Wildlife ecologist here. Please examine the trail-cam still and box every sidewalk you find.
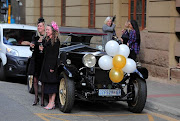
[145,78,180,116]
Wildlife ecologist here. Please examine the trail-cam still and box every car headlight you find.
[82,54,96,68]
[6,48,19,56]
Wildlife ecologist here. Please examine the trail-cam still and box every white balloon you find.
[98,55,113,70]
[118,44,130,58]
[105,40,119,56]
[122,58,136,73]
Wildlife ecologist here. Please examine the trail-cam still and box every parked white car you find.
[0,24,36,80]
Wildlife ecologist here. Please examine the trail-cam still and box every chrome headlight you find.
[82,54,96,68]
[6,48,19,56]
[66,59,71,64]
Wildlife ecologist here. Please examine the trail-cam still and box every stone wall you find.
[25,0,40,25]
[42,0,61,25]
[139,0,179,81]
[95,0,113,29]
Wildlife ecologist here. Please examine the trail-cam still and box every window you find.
[128,0,146,29]
[61,0,66,26]
[88,0,96,28]
[3,29,36,46]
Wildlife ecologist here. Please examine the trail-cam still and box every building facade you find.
[25,0,180,82]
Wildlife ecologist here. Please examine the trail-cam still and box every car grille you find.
[95,68,112,88]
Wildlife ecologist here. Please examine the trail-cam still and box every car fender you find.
[63,65,73,78]
[58,64,78,78]
[134,67,148,80]
[0,52,7,65]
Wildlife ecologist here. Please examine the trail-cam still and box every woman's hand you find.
[121,29,125,33]
[50,69,54,73]
[30,43,35,48]
[39,45,44,51]
[120,38,123,43]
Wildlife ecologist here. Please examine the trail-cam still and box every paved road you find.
[0,79,179,121]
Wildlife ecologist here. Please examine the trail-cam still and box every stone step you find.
[170,68,180,82]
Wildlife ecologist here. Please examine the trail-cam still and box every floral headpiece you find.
[51,21,59,32]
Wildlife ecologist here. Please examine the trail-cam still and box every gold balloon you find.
[113,55,126,69]
[109,67,124,83]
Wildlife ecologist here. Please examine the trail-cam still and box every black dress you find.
[28,35,44,79]
[39,38,60,94]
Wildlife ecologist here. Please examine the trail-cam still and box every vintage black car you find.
[27,27,148,113]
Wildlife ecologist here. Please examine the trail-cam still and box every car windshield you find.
[3,29,36,46]
[60,34,105,51]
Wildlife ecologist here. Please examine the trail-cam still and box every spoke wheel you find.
[58,72,75,113]
[127,77,147,113]
[59,78,66,106]
[27,75,34,94]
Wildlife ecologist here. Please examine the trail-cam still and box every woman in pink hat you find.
[39,21,60,110]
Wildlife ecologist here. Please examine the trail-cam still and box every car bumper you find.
[5,54,28,77]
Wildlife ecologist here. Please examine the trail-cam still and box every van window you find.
[3,29,36,46]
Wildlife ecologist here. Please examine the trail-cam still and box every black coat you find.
[28,35,45,78]
[39,39,60,83]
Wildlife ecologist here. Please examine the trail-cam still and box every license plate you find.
[98,89,121,96]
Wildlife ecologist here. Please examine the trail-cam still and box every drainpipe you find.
[40,0,43,17]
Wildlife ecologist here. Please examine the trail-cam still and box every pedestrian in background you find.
[127,20,140,61]
[39,21,60,110]
[120,20,131,45]
[28,17,46,106]
[102,17,116,45]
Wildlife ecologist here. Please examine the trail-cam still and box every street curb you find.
[145,99,180,116]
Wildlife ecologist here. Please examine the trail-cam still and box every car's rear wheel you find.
[27,75,34,94]
[127,77,147,113]
[0,62,6,80]
[58,72,75,113]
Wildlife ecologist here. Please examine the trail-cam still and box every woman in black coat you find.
[39,21,60,110]
[29,17,46,106]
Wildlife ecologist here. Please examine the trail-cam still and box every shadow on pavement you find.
[2,76,27,85]
[72,100,128,113]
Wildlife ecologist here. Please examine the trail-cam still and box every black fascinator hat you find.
[37,17,45,24]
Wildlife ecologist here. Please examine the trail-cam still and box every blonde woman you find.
[29,17,46,106]
[120,20,131,44]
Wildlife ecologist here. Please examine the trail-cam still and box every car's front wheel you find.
[127,77,147,113]
[27,75,34,94]
[58,72,75,113]
[0,62,6,80]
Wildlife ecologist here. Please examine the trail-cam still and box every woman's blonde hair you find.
[125,20,130,28]
[37,22,46,38]
[46,25,59,46]
[104,16,112,24]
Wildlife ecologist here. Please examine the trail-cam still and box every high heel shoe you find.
[41,103,45,107]
[41,99,44,107]
[32,98,39,106]
[44,105,55,110]
[44,102,55,110]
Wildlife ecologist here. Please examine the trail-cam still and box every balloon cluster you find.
[98,40,136,83]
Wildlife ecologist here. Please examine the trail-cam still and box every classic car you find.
[27,27,148,113]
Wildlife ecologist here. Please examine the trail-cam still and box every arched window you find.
[128,0,146,30]
[88,0,96,28]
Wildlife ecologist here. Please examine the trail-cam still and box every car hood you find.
[6,45,32,58]
[60,44,106,56]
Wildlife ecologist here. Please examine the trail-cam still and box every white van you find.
[0,24,37,80]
